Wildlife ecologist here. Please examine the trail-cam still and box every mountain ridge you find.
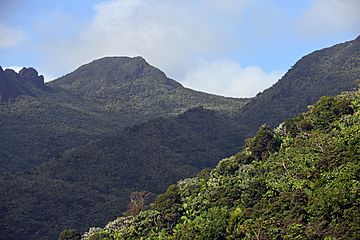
[239,35,360,128]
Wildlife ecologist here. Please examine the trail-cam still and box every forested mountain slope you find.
[82,89,360,240]
[0,107,250,240]
[240,36,360,128]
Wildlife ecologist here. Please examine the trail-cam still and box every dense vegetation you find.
[83,89,360,239]
[0,37,359,239]
[0,107,250,240]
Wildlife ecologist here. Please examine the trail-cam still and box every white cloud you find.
[0,23,27,48]
[41,0,245,78]
[296,0,360,39]
[181,59,284,97]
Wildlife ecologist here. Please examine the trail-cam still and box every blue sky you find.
[0,0,359,97]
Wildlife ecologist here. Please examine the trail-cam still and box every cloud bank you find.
[181,59,283,98]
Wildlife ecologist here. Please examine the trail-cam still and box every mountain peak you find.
[88,56,148,67]
[50,56,182,97]
[83,56,161,82]
[19,67,45,86]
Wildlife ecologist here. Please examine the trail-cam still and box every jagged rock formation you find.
[19,67,46,88]
[0,67,46,102]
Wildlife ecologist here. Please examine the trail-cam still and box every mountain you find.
[239,36,360,128]
[0,37,359,240]
[0,58,248,172]
[50,56,248,119]
[81,89,360,240]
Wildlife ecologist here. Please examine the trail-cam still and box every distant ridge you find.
[239,35,360,128]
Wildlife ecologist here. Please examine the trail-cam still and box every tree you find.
[124,191,151,216]
[247,124,281,160]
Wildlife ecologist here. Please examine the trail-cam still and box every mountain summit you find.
[51,56,181,96]
[50,56,247,119]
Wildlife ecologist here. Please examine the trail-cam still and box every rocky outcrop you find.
[19,67,45,88]
[0,66,47,102]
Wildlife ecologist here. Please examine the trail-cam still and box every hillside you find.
[38,107,247,193]
[81,89,360,240]
[0,108,249,240]
[239,35,360,128]
[0,89,120,171]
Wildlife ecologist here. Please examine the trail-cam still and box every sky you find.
[0,0,359,97]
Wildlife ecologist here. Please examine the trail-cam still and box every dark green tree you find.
[58,229,81,240]
[246,124,282,160]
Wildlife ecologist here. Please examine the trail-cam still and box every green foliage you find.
[85,229,112,240]
[172,206,228,240]
[84,90,360,239]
